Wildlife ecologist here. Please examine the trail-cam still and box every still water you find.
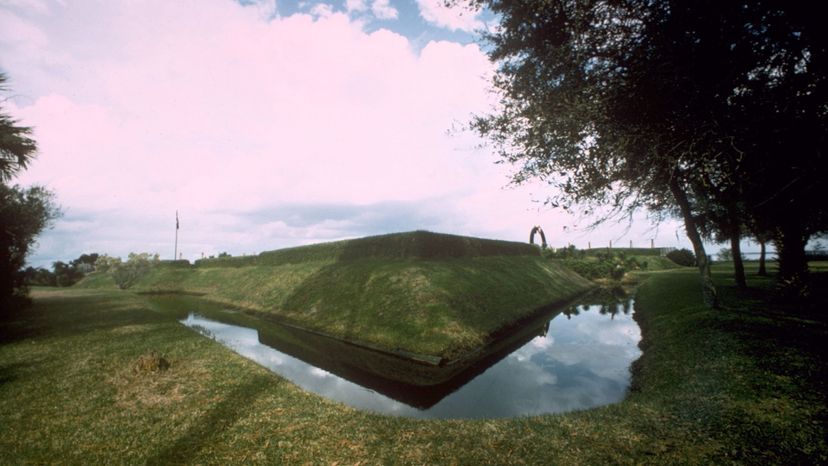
[178,297,642,419]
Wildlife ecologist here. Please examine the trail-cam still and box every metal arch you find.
[529,225,547,249]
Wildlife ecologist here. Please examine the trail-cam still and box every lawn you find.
[1,264,825,464]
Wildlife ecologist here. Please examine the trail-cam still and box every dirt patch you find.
[134,351,171,373]
[107,353,194,409]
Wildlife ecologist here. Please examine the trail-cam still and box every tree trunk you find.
[669,174,718,308]
[728,206,747,289]
[774,223,809,284]
[730,231,747,289]
[757,240,767,276]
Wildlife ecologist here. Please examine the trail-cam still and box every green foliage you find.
[0,183,59,306]
[549,247,645,280]
[22,266,56,286]
[94,254,122,273]
[22,253,103,288]
[466,0,828,302]
[0,74,38,181]
[111,253,160,290]
[667,248,696,267]
[70,253,99,272]
[52,261,85,287]
[0,73,60,306]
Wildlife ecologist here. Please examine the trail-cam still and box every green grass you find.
[79,232,591,360]
[194,230,540,268]
[2,263,825,463]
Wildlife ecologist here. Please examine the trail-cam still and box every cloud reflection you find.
[180,299,641,419]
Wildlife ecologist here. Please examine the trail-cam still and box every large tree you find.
[461,0,826,303]
[0,184,58,304]
[1,73,59,307]
[464,0,732,306]
[722,2,828,286]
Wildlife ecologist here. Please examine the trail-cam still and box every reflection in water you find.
[179,296,641,419]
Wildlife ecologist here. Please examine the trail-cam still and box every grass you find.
[78,232,592,360]
[194,230,539,268]
[2,262,826,463]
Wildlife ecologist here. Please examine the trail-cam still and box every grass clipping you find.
[133,351,171,374]
[106,351,182,410]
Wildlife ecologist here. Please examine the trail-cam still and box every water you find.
[176,295,642,419]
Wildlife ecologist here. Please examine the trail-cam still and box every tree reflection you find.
[575,287,634,319]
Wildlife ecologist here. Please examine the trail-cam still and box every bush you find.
[666,248,696,267]
[95,255,122,272]
[23,266,57,286]
[554,248,644,281]
[112,253,159,289]
[610,264,626,280]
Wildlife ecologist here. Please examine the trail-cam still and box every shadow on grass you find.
[147,374,276,465]
[0,361,31,386]
[0,291,169,346]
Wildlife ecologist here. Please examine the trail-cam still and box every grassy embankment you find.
[78,231,593,360]
[1,262,825,463]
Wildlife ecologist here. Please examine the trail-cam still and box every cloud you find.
[239,0,278,20]
[310,3,335,18]
[0,0,692,266]
[370,0,398,20]
[416,0,483,32]
[345,0,368,14]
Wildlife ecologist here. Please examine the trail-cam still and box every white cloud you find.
[345,0,368,14]
[0,0,693,266]
[370,0,398,20]
[416,0,483,32]
[309,2,335,18]
[1,0,507,261]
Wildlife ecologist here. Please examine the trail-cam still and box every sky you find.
[1,0,703,267]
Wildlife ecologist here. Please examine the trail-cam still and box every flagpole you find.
[174,210,179,260]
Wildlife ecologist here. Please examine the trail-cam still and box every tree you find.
[722,3,828,286]
[0,184,59,304]
[111,253,159,290]
[22,266,56,286]
[94,255,121,273]
[460,0,826,303]
[1,73,59,307]
[52,260,85,287]
[70,253,100,274]
[461,0,730,306]
[0,74,37,181]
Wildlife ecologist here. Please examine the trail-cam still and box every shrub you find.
[112,253,159,289]
[666,248,696,267]
[610,264,626,280]
[95,255,122,273]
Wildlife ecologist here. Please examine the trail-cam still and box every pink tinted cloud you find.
[1,0,687,263]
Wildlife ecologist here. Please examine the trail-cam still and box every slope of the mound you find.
[78,231,593,360]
